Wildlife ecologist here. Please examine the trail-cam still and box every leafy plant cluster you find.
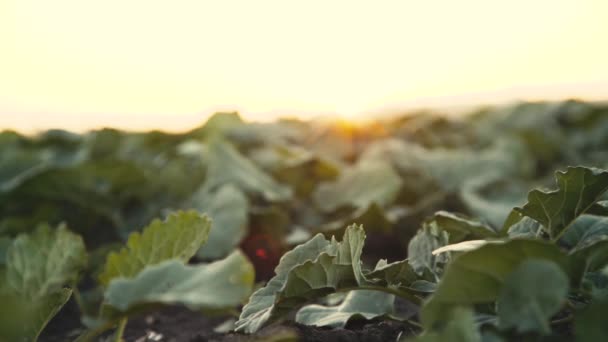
[236,166,608,342]
[0,100,607,341]
[0,211,254,341]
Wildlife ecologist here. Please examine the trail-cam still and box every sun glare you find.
[1,0,607,132]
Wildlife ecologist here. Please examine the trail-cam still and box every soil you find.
[40,302,417,342]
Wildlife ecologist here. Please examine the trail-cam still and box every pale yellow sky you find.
[1,0,607,132]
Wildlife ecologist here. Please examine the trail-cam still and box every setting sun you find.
[1,0,607,132]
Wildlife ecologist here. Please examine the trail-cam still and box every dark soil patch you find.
[218,319,416,342]
[119,306,228,342]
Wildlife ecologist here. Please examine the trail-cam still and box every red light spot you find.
[255,248,268,260]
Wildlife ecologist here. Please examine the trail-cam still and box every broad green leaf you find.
[296,290,396,328]
[407,225,450,276]
[570,239,608,277]
[429,211,498,242]
[235,225,365,333]
[0,288,72,342]
[366,259,419,288]
[580,270,608,299]
[559,216,608,282]
[575,296,608,342]
[435,140,531,192]
[403,307,481,342]
[313,161,402,213]
[505,167,608,239]
[0,138,85,194]
[460,176,529,229]
[202,139,292,201]
[190,184,249,260]
[560,215,608,251]
[1,225,84,342]
[235,233,331,333]
[506,217,543,238]
[364,138,530,194]
[421,240,569,329]
[6,224,86,298]
[0,158,153,239]
[0,149,51,193]
[99,211,211,286]
[105,251,254,311]
[496,260,569,335]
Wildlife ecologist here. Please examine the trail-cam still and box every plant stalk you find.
[114,318,128,342]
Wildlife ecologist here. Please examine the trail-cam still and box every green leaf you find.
[366,259,419,288]
[580,270,608,299]
[190,184,249,260]
[505,167,608,240]
[421,240,569,329]
[296,290,396,328]
[506,217,543,238]
[429,211,498,242]
[6,224,87,298]
[0,224,85,341]
[235,233,331,333]
[0,288,72,342]
[99,211,211,286]
[403,307,481,342]
[559,215,608,251]
[407,225,450,276]
[461,175,529,229]
[202,139,292,201]
[235,225,366,333]
[496,260,569,335]
[105,251,254,311]
[313,161,402,213]
[0,139,85,193]
[570,239,608,276]
[558,216,608,281]
[364,138,531,194]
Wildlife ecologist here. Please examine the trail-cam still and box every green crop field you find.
[1,100,608,341]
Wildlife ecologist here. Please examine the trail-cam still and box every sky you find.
[1,0,607,132]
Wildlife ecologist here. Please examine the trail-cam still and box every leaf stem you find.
[406,319,423,329]
[114,318,128,342]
